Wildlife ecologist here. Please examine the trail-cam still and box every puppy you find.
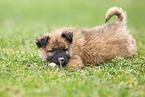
[36,7,136,69]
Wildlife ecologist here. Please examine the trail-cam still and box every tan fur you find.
[37,7,136,69]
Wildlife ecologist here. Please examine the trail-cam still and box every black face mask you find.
[46,49,70,66]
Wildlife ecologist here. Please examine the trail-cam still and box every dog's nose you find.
[58,57,65,63]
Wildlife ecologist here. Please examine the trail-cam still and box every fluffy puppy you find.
[36,7,136,69]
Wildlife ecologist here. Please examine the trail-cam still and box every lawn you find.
[0,0,145,97]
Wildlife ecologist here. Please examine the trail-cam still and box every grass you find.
[0,0,145,97]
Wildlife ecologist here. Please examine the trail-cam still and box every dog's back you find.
[78,7,136,65]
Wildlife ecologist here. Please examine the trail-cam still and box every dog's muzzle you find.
[46,52,70,66]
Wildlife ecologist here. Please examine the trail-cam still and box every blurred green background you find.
[0,0,145,97]
[0,0,145,48]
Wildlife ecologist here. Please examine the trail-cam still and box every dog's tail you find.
[105,7,127,25]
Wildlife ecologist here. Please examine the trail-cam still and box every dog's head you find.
[36,31,73,67]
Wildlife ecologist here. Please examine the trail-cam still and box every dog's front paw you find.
[65,55,84,70]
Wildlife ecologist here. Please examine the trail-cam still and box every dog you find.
[36,7,136,69]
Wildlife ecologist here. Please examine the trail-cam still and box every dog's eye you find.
[63,48,68,51]
[47,50,55,53]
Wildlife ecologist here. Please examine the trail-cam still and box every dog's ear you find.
[62,32,73,43]
[36,36,50,48]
